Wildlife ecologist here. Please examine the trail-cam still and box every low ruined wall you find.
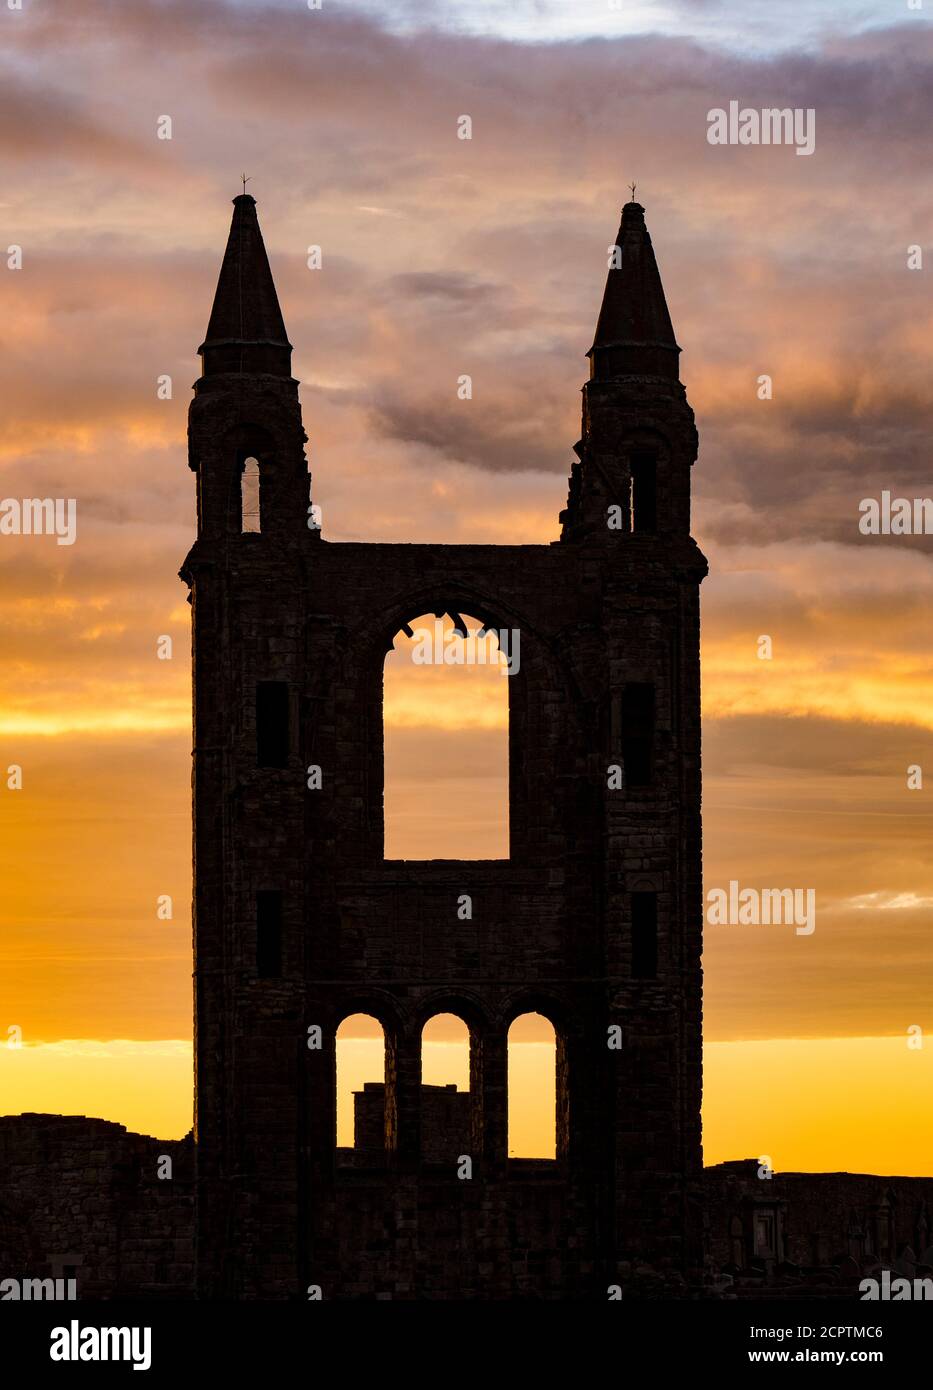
[0,1115,194,1299]
[705,1159,933,1295]
[5,1118,933,1299]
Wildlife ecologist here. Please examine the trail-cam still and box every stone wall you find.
[0,1115,193,1300]
[4,1117,933,1299]
[705,1159,933,1296]
[182,197,708,1299]
[353,1082,471,1163]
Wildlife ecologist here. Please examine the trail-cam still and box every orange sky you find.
[2,0,933,1172]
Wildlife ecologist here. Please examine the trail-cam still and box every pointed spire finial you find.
[241,173,251,196]
[588,196,680,381]
[198,194,292,377]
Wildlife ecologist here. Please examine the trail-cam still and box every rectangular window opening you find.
[631,891,658,979]
[622,682,654,787]
[630,451,657,533]
[256,681,289,768]
[256,890,283,978]
[383,612,509,859]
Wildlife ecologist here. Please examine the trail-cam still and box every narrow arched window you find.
[420,1013,471,1162]
[335,1013,386,1154]
[241,456,261,532]
[507,1013,556,1159]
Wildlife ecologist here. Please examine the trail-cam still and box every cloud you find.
[2,0,933,1073]
[846,891,933,912]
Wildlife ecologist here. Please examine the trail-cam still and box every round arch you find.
[334,1008,391,1155]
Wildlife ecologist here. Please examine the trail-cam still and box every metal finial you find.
[628,181,637,203]
[241,173,251,196]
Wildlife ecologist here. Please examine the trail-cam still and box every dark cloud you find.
[386,271,508,307]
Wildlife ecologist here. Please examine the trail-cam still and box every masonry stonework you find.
[4,1116,932,1300]
[177,193,706,1300]
[0,1116,193,1299]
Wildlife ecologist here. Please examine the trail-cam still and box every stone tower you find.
[181,194,707,1300]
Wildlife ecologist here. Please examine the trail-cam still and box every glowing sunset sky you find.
[2,0,933,1172]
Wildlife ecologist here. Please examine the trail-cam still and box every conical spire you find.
[198,194,293,377]
[588,201,680,380]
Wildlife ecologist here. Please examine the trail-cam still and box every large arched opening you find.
[383,611,509,859]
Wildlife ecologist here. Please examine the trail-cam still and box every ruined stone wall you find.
[320,1168,598,1300]
[353,1083,471,1163]
[183,199,707,1300]
[0,1115,194,1299]
[181,502,706,1296]
[705,1159,933,1295]
[6,1120,933,1299]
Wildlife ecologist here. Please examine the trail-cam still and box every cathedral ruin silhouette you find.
[179,192,707,1298]
[3,195,931,1302]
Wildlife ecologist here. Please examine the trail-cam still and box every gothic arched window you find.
[241,456,261,532]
